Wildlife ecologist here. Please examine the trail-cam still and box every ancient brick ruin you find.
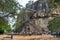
[19,0,60,35]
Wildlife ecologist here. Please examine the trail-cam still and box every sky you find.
[18,0,37,7]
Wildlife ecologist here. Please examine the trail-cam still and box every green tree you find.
[14,8,27,32]
[0,0,21,17]
[0,0,21,33]
[47,0,60,8]
[48,16,60,32]
[0,17,11,33]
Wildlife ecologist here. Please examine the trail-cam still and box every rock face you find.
[20,0,50,34]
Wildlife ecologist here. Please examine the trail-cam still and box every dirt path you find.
[0,34,60,40]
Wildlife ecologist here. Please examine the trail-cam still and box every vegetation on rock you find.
[48,16,60,32]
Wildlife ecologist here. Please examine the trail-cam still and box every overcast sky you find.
[18,0,37,7]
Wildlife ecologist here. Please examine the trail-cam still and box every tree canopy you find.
[0,0,21,33]
[48,16,60,32]
[47,0,60,8]
[0,0,21,17]
[0,17,11,33]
